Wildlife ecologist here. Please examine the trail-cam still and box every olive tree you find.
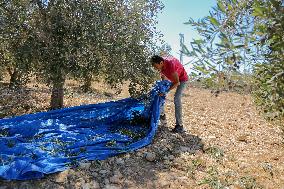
[0,0,35,88]
[184,0,283,120]
[20,0,162,109]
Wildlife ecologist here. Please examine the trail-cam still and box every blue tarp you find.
[0,80,171,180]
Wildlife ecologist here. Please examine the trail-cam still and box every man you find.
[150,55,188,133]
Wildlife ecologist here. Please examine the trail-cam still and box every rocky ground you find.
[0,79,283,189]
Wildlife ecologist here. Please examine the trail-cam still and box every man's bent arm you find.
[168,72,180,91]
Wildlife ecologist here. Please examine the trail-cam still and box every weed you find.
[199,166,227,189]
[205,146,224,161]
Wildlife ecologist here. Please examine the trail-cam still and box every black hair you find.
[150,55,164,65]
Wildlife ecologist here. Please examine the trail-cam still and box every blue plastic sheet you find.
[0,80,171,180]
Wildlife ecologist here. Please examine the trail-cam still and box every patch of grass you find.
[261,162,273,177]
[239,176,263,189]
[198,166,227,189]
[186,159,204,179]
[192,159,203,167]
[205,146,224,161]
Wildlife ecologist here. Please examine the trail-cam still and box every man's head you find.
[150,55,164,71]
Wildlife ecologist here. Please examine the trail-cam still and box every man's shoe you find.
[171,124,185,133]
[159,114,167,126]
[160,114,166,121]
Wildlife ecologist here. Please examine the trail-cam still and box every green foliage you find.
[0,0,34,87]
[185,0,284,120]
[239,176,259,189]
[205,146,224,161]
[0,0,164,108]
[252,0,284,121]
[157,43,172,57]
[184,0,261,75]
[253,63,284,120]
[199,166,227,189]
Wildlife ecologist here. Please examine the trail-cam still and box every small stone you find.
[56,170,69,183]
[239,162,250,169]
[172,150,180,155]
[90,181,100,189]
[116,158,124,165]
[82,183,91,189]
[80,162,91,170]
[229,184,242,189]
[168,155,175,161]
[91,172,99,177]
[108,158,116,164]
[145,152,156,162]
[19,182,32,189]
[75,182,82,189]
[203,143,211,151]
[179,146,196,154]
[136,151,143,157]
[248,125,254,129]
[172,162,183,170]
[163,159,171,165]
[208,135,217,139]
[110,172,123,184]
[68,169,76,175]
[114,170,123,176]
[160,181,171,188]
[195,150,204,156]
[177,176,188,181]
[104,178,110,185]
[99,169,109,174]
[262,162,273,172]
[110,176,121,184]
[237,135,248,142]
[104,184,121,189]
[123,154,130,159]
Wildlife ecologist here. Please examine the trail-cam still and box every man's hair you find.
[150,55,164,65]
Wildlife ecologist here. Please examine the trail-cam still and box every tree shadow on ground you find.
[110,126,204,188]
[0,83,51,119]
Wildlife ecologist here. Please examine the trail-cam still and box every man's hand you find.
[158,93,165,96]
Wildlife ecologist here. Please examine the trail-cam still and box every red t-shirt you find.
[161,57,188,82]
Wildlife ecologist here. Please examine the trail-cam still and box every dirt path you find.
[0,82,283,189]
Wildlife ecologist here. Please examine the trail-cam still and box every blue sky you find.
[156,0,216,66]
